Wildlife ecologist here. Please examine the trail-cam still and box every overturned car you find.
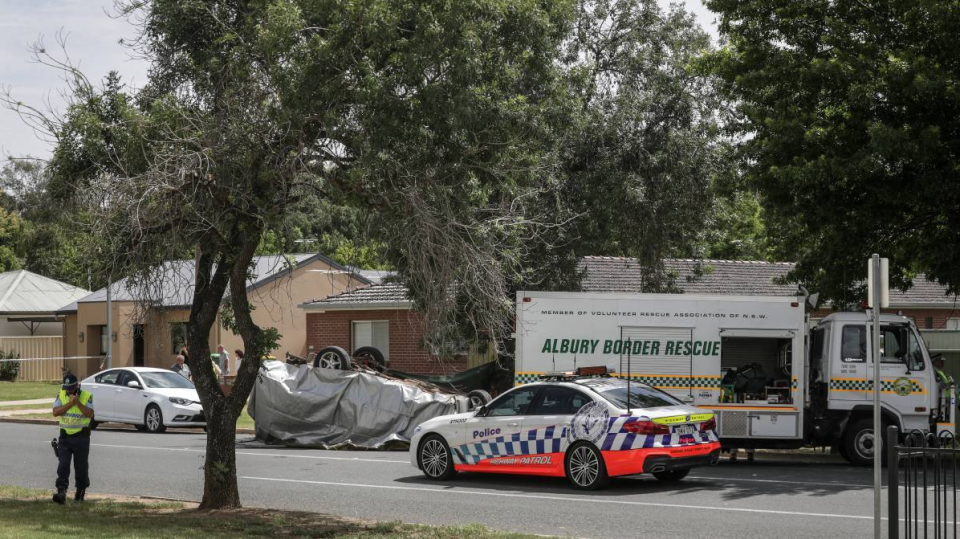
[249,354,495,449]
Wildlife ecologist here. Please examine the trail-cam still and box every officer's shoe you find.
[52,489,66,505]
[74,489,85,502]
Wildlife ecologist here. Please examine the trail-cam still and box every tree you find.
[545,0,729,290]
[6,0,576,509]
[706,0,960,300]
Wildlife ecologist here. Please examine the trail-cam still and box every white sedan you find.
[81,367,206,433]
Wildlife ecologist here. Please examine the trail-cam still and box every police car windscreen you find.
[140,371,195,389]
[597,385,683,409]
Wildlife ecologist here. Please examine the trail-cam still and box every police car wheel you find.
[144,405,167,433]
[565,442,609,490]
[419,435,456,480]
[653,469,690,482]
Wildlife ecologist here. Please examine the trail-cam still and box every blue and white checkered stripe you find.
[454,425,569,465]
[600,416,719,451]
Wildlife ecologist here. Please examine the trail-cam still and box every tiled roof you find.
[66,253,368,310]
[578,256,959,305]
[301,283,411,310]
[0,270,89,314]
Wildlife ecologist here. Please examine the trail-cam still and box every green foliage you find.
[695,190,772,261]
[706,0,960,299]
[0,350,21,382]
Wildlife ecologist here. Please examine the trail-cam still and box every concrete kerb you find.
[0,416,255,435]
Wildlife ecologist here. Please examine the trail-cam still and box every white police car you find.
[410,373,720,489]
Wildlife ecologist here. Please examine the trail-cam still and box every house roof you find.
[300,283,411,310]
[578,256,960,306]
[59,253,369,313]
[0,270,90,315]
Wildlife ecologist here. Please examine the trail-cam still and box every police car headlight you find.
[169,397,192,406]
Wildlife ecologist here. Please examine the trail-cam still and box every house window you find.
[948,318,960,330]
[98,325,108,355]
[170,322,188,354]
[352,321,389,362]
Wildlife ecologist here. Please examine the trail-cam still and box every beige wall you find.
[61,257,365,377]
[218,259,365,372]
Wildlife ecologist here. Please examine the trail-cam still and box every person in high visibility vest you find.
[51,372,94,504]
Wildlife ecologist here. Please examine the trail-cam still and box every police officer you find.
[51,373,94,504]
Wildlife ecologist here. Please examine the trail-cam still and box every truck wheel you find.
[314,346,352,370]
[565,442,609,490]
[653,469,691,482]
[352,346,386,372]
[843,418,886,467]
[418,435,456,480]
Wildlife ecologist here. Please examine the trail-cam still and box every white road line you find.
[241,475,890,521]
[83,442,409,463]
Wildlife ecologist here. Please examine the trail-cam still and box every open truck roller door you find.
[514,291,953,466]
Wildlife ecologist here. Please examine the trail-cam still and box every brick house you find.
[300,283,474,375]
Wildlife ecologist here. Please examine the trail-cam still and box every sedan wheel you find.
[144,405,166,433]
[419,435,455,480]
[565,442,609,490]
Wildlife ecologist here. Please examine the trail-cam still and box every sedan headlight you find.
[169,397,193,406]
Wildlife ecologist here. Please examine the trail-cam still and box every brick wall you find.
[812,307,960,329]
[306,309,467,375]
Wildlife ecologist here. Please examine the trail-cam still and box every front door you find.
[830,323,869,403]
[519,385,594,473]
[133,326,145,367]
[114,370,145,422]
[454,386,539,469]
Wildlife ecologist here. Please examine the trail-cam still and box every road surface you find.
[0,422,887,538]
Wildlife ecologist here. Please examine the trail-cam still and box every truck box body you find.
[516,292,806,441]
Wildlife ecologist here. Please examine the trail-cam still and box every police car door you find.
[457,386,538,466]
[522,386,594,464]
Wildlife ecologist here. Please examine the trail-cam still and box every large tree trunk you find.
[199,398,240,509]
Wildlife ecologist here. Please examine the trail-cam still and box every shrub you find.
[0,350,20,382]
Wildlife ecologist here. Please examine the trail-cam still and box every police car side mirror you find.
[127,380,142,389]
[475,405,487,417]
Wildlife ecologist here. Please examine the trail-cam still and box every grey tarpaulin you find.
[249,360,467,448]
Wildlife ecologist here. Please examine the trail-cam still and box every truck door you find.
[830,323,869,403]
[867,324,930,432]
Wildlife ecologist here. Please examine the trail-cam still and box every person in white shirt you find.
[170,355,191,380]
[217,344,230,377]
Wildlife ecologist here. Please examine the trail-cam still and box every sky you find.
[0,0,719,161]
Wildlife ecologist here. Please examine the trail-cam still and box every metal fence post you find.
[888,425,900,539]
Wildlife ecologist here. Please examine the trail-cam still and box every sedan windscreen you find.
[596,384,683,409]
[140,371,196,389]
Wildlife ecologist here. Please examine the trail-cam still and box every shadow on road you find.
[393,459,876,501]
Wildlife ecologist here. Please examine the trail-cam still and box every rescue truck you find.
[514,291,955,465]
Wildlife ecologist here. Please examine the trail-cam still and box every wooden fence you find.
[0,336,65,381]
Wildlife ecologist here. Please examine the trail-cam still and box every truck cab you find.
[808,312,946,465]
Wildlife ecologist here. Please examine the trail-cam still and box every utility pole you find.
[868,254,889,538]
[106,278,112,370]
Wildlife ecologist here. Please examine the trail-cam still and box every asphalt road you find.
[0,422,891,539]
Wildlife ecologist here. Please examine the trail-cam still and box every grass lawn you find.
[0,381,59,402]
[0,485,541,539]
[0,403,54,411]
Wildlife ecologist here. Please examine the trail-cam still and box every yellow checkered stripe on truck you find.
[514,372,720,389]
[830,378,925,394]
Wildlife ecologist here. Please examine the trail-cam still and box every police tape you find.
[0,356,102,362]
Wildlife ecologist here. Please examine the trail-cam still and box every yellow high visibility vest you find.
[58,389,92,434]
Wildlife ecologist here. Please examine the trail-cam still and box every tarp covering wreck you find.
[249,360,466,448]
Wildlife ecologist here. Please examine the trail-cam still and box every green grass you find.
[237,405,254,430]
[0,403,53,411]
[0,485,543,539]
[13,405,254,431]
[0,381,59,402]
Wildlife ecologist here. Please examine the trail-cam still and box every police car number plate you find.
[674,425,696,435]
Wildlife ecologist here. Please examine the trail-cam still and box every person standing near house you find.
[217,344,230,377]
[51,373,94,504]
[171,355,191,380]
[234,349,244,369]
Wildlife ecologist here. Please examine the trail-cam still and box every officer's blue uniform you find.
[52,374,94,503]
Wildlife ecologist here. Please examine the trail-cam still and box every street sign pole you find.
[870,253,885,538]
